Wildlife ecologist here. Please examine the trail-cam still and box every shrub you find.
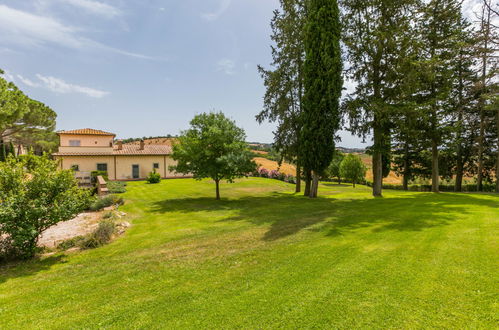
[78,220,116,249]
[0,154,91,259]
[147,170,161,184]
[91,171,108,184]
[269,170,280,179]
[107,181,127,194]
[102,211,114,219]
[258,168,269,178]
[286,175,296,184]
[88,195,124,211]
[57,236,85,250]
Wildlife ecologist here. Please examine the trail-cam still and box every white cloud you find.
[201,0,231,21]
[217,58,236,75]
[0,5,159,60]
[60,0,121,18]
[35,74,109,98]
[17,75,40,87]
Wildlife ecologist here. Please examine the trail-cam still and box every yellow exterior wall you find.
[59,134,113,147]
[55,155,181,180]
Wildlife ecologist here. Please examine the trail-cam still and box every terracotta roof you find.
[53,144,172,156]
[57,128,116,136]
[113,144,172,155]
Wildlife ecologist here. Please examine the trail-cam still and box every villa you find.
[52,128,182,180]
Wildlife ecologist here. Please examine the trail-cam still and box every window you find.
[97,163,108,172]
[71,165,79,171]
[69,140,81,146]
[153,163,159,169]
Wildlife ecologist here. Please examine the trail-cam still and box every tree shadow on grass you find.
[0,254,67,284]
[151,191,498,241]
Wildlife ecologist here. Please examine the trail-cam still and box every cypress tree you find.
[300,0,343,198]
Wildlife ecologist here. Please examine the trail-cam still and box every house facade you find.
[52,128,183,180]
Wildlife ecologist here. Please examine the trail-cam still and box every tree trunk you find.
[372,125,383,197]
[310,172,319,198]
[215,179,220,200]
[337,176,341,185]
[304,169,311,196]
[295,165,301,193]
[431,139,439,193]
[477,107,485,191]
[353,180,356,188]
[403,142,409,191]
[455,159,464,192]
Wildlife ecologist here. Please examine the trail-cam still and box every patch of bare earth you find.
[38,212,102,248]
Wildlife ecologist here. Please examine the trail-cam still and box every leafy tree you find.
[300,0,343,198]
[170,112,256,200]
[341,0,418,197]
[0,70,57,153]
[0,154,90,259]
[327,151,345,184]
[257,0,306,193]
[340,154,366,188]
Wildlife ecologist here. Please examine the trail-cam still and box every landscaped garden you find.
[1,178,497,328]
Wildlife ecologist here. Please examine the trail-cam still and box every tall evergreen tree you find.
[475,0,498,191]
[257,0,306,193]
[415,0,464,192]
[300,0,342,198]
[341,0,418,197]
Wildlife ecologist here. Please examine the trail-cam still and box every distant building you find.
[52,128,185,180]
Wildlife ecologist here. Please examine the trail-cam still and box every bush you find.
[0,154,91,259]
[91,171,108,184]
[57,236,85,250]
[147,170,161,184]
[102,211,114,219]
[78,220,116,249]
[88,195,124,211]
[286,175,296,184]
[107,181,127,193]
[258,168,269,178]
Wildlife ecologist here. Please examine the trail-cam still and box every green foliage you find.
[0,71,57,152]
[339,154,367,188]
[147,170,161,184]
[88,195,124,212]
[91,171,108,183]
[170,112,256,199]
[300,0,342,197]
[107,181,127,194]
[0,154,91,259]
[326,151,345,182]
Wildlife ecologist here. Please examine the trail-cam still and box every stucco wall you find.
[59,134,114,147]
[55,155,181,180]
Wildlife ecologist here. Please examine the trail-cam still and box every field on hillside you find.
[255,153,403,183]
[1,179,497,328]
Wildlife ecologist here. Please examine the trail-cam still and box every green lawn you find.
[1,178,498,328]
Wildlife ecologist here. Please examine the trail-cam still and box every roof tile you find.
[57,128,116,136]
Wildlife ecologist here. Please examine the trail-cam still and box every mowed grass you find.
[1,178,498,329]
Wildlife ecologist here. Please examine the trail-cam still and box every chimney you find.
[117,140,123,150]
[140,140,145,150]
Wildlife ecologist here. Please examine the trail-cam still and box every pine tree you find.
[300,0,343,198]
[341,0,418,197]
[257,0,306,193]
[415,0,465,193]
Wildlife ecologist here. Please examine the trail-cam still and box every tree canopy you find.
[170,112,256,200]
[340,154,366,188]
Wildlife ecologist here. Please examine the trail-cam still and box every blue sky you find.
[0,0,368,147]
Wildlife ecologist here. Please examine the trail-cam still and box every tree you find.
[0,154,90,259]
[170,112,256,200]
[340,154,366,188]
[327,150,345,184]
[257,0,306,194]
[415,0,465,192]
[0,70,57,152]
[475,0,498,191]
[300,0,343,198]
[341,0,418,197]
